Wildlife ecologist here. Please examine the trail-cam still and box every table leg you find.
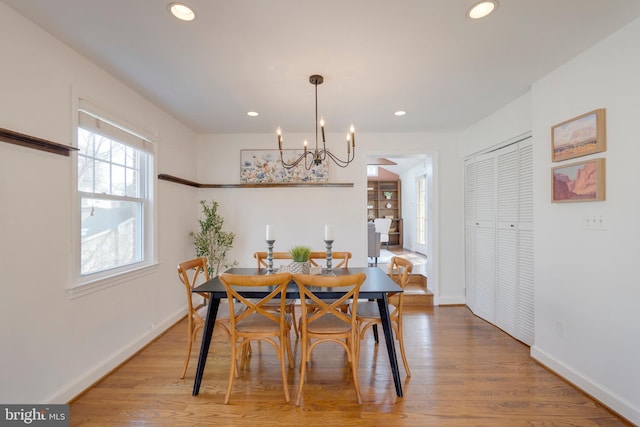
[377,295,403,397]
[192,297,220,396]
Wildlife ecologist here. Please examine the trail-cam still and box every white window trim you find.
[68,93,158,297]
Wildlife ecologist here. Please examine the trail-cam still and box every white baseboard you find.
[45,307,187,404]
[531,346,639,425]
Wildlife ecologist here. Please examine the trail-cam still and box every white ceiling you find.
[4,0,640,135]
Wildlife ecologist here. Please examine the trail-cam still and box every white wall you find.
[0,4,198,403]
[195,132,465,305]
[459,17,640,424]
[530,17,640,424]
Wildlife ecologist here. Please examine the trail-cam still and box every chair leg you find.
[372,324,379,343]
[349,334,362,404]
[280,337,291,403]
[289,305,299,337]
[224,340,239,404]
[295,335,308,405]
[180,330,193,379]
[285,332,294,368]
[396,320,411,377]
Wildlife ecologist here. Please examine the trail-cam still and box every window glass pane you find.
[78,156,94,192]
[125,145,137,168]
[125,167,139,197]
[78,129,93,156]
[94,136,111,162]
[94,160,110,194]
[80,197,143,275]
[111,164,126,196]
[111,141,126,166]
[416,175,426,245]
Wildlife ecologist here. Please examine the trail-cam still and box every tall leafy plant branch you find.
[190,200,237,276]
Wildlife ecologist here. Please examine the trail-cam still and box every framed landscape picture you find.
[240,149,329,183]
[552,158,605,203]
[551,109,606,162]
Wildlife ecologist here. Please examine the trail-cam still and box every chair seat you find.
[355,301,397,319]
[236,313,292,332]
[306,313,353,334]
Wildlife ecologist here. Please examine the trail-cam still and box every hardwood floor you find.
[69,305,630,426]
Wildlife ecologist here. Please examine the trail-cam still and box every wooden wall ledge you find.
[0,127,78,156]
[158,174,353,188]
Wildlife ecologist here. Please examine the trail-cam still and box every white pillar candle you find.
[266,224,274,240]
[324,225,334,241]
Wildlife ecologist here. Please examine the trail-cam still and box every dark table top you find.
[192,266,402,297]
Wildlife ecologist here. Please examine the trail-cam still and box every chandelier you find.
[277,74,355,169]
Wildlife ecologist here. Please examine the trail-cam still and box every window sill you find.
[67,263,159,299]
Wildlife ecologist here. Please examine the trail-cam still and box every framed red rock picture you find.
[552,158,605,202]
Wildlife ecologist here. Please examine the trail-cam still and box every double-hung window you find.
[76,102,155,283]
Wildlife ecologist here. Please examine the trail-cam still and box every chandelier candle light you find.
[277,75,355,169]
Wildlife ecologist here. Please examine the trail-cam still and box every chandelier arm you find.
[323,149,355,168]
[280,150,314,168]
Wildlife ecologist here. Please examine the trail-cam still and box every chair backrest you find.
[374,218,392,235]
[219,272,293,330]
[389,256,413,289]
[309,251,352,268]
[293,273,366,329]
[253,251,293,268]
[177,257,210,320]
[388,256,413,316]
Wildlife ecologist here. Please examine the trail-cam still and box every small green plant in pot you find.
[288,245,312,274]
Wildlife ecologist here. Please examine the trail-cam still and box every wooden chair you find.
[353,256,413,376]
[177,257,246,379]
[292,272,366,405]
[309,251,352,269]
[219,272,294,404]
[306,251,353,314]
[253,251,299,336]
[253,251,293,269]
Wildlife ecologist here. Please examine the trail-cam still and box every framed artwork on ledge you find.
[240,149,329,183]
[551,108,606,162]
[552,158,605,203]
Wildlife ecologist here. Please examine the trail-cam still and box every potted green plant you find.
[288,245,312,274]
[190,200,237,276]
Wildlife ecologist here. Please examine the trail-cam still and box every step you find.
[404,287,433,308]
[394,273,433,308]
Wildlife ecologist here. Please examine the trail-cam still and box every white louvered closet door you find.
[464,136,534,345]
[464,159,477,312]
[472,152,496,324]
[517,140,534,345]
[496,143,519,338]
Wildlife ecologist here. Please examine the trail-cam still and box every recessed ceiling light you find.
[169,3,195,21]
[247,111,259,117]
[394,111,406,116]
[468,1,497,19]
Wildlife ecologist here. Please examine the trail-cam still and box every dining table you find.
[191,266,404,397]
